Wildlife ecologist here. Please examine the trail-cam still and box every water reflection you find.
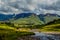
[31,32,60,40]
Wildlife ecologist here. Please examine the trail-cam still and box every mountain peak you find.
[0,13,15,21]
[45,13,58,16]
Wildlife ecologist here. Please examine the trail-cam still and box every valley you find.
[0,13,60,40]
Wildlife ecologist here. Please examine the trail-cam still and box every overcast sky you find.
[0,0,60,15]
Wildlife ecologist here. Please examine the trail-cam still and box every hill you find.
[38,13,60,24]
[10,13,44,28]
[41,19,60,32]
[0,13,60,24]
[0,13,14,21]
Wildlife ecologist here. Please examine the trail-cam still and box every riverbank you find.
[28,29,60,35]
[17,32,60,40]
[0,29,60,40]
[42,32,60,35]
[17,36,40,40]
[0,30,35,40]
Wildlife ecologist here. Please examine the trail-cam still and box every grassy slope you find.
[13,14,44,25]
[0,23,35,40]
[41,19,60,32]
[0,30,35,40]
[44,15,60,23]
[41,24,60,32]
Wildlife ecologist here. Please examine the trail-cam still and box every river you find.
[31,32,60,40]
[17,29,60,40]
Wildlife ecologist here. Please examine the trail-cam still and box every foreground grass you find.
[0,30,35,40]
[0,23,60,40]
[0,24,35,40]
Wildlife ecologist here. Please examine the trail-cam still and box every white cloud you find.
[0,0,60,15]
[41,0,57,5]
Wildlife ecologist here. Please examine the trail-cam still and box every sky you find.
[0,0,60,15]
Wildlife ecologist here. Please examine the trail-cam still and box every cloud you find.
[0,0,60,15]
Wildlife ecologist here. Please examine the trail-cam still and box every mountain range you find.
[0,13,60,24]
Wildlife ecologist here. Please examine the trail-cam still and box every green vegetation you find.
[0,30,35,40]
[41,24,60,32]
[0,15,60,40]
[11,14,44,25]
[0,22,35,40]
[44,15,60,23]
[40,19,60,32]
[0,19,60,32]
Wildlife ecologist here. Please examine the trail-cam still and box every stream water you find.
[18,32,60,40]
[17,29,60,40]
[31,32,60,40]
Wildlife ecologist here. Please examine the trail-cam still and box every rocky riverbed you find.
[17,36,40,40]
[17,32,60,40]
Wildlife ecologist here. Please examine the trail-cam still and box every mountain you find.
[0,12,60,25]
[11,13,44,25]
[41,19,60,31]
[0,13,15,21]
[14,13,32,19]
[46,19,60,25]
[38,13,60,24]
[44,13,60,23]
[38,14,45,22]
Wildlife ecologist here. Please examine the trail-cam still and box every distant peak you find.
[45,13,58,16]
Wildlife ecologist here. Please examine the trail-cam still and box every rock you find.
[17,36,40,40]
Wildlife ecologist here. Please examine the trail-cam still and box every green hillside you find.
[10,14,44,28]
[0,22,35,40]
[41,19,60,32]
[44,15,60,23]
[46,19,60,25]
